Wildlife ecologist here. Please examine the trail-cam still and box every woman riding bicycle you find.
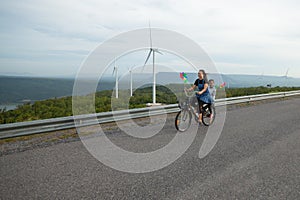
[186,69,213,124]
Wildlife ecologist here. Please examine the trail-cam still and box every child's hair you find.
[209,79,214,83]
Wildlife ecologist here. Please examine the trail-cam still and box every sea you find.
[0,103,22,111]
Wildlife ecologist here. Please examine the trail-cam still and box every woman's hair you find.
[199,69,208,82]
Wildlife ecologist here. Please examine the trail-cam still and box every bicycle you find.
[175,90,216,132]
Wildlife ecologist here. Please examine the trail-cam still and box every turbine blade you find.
[142,50,152,72]
[285,68,290,77]
[154,49,163,55]
[145,50,152,64]
[112,58,117,75]
[129,65,135,72]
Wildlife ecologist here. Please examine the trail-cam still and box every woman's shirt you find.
[194,78,213,103]
[194,78,208,89]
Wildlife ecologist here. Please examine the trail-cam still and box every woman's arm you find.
[197,83,208,95]
[186,84,197,92]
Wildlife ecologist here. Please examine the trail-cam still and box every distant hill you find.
[1,73,300,104]
[155,72,300,88]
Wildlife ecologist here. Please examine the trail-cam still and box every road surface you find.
[1,97,300,199]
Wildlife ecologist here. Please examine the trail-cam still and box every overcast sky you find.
[1,0,300,77]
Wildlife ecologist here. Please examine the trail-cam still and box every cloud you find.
[0,0,300,77]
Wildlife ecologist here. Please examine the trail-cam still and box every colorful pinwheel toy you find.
[179,72,188,83]
[219,82,226,88]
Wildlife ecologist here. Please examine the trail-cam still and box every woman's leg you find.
[208,103,212,115]
[198,100,204,123]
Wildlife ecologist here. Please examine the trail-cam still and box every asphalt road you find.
[1,97,300,199]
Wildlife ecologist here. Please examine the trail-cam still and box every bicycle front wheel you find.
[175,110,192,132]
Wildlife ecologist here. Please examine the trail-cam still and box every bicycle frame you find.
[175,89,216,130]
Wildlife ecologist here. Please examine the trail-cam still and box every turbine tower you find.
[143,23,163,105]
[112,58,119,98]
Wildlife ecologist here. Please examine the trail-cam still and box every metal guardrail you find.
[1,90,300,139]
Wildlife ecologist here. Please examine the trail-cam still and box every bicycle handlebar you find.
[184,88,198,97]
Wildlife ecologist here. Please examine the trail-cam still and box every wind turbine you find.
[258,72,264,80]
[284,68,290,87]
[258,72,264,86]
[112,58,119,98]
[142,23,163,105]
[128,65,135,97]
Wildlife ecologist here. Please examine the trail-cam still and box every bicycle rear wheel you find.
[175,110,192,132]
[202,106,216,126]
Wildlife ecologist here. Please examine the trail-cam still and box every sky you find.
[0,0,300,77]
